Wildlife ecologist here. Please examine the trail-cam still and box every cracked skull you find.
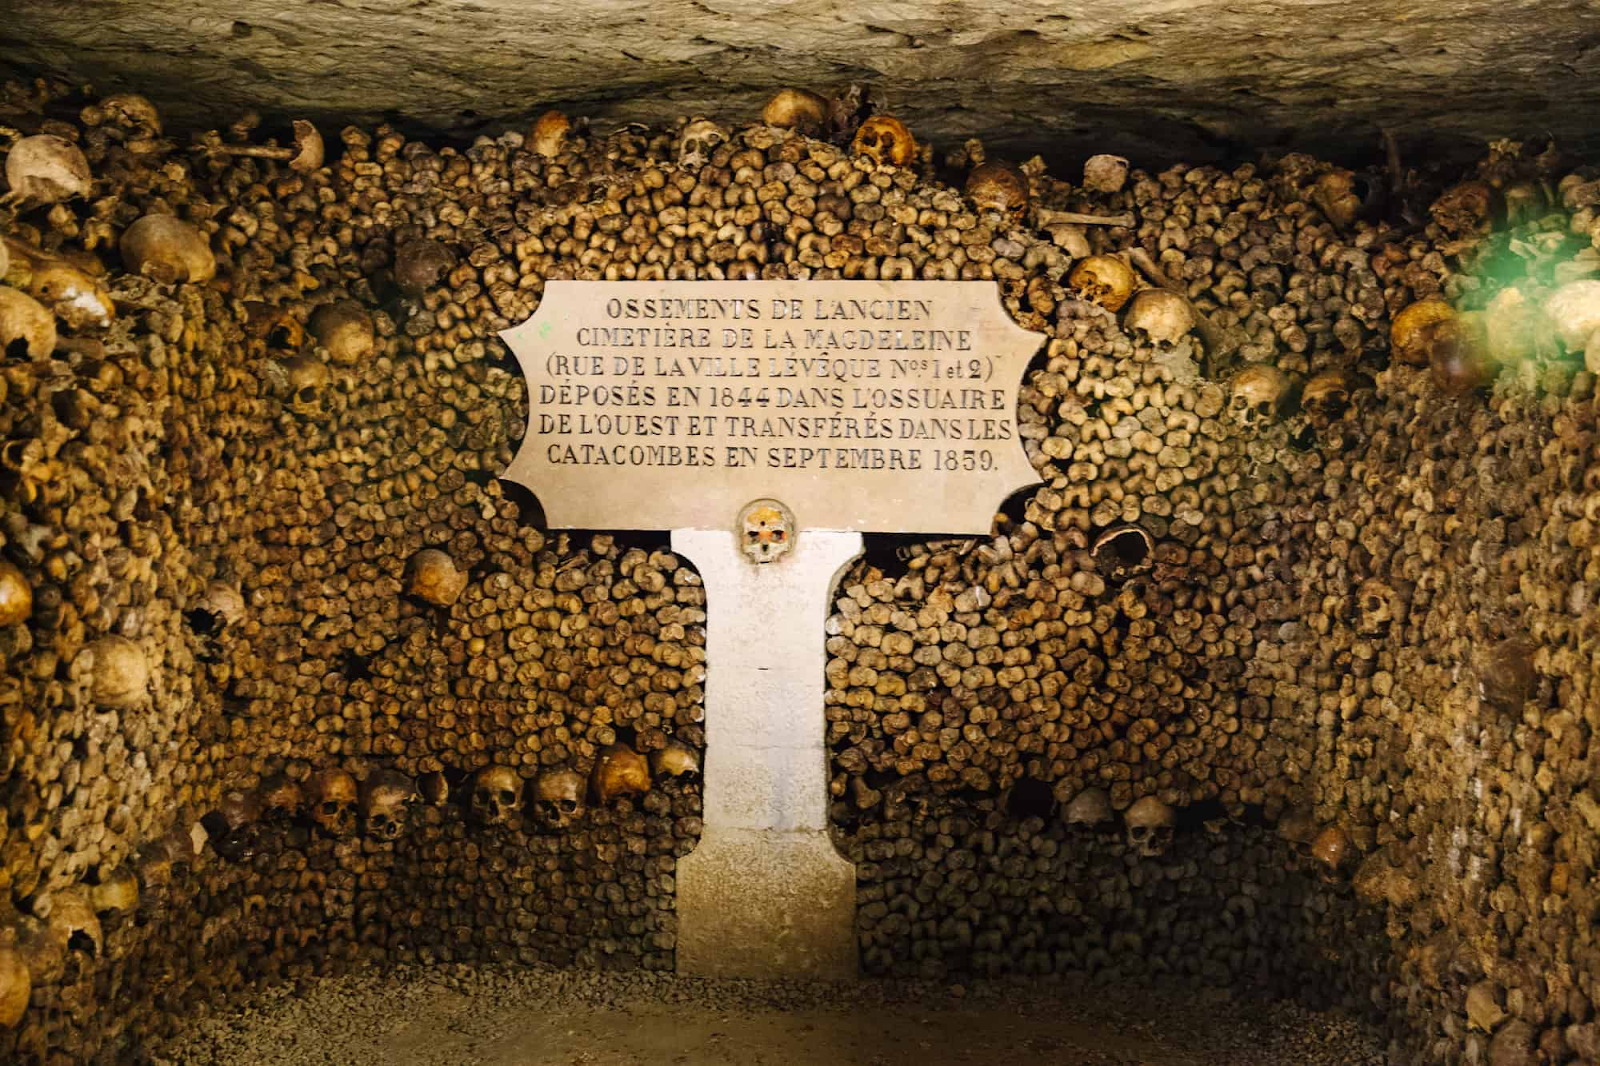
[471,764,524,827]
[360,769,418,841]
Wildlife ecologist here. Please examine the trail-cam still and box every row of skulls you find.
[1059,787,1353,874]
[203,741,702,857]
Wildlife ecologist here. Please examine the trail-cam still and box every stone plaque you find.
[501,280,1044,533]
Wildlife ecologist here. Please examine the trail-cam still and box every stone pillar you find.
[670,525,860,980]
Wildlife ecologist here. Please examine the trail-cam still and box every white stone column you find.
[670,526,861,980]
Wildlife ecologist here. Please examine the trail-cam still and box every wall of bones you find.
[1,79,1599,1064]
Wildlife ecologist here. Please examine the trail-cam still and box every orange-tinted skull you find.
[851,116,917,168]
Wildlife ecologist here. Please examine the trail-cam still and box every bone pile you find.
[1,76,1598,1065]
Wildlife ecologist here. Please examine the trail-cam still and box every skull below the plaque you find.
[739,499,794,564]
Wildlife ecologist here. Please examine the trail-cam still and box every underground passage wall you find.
[0,75,1598,1065]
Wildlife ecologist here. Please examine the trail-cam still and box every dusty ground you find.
[154,965,1387,1066]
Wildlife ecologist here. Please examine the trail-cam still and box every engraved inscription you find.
[501,280,1043,534]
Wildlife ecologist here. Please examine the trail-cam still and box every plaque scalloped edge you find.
[500,280,1044,535]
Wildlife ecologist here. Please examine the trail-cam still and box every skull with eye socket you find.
[740,499,793,564]
[676,118,728,171]
[1300,369,1360,424]
[274,353,331,420]
[533,769,586,831]
[649,738,701,790]
[850,116,917,168]
[470,764,524,828]
[305,768,358,838]
[1228,365,1288,429]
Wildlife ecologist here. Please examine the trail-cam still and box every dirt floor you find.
[154,966,1388,1066]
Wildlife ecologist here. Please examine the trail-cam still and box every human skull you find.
[1122,289,1196,347]
[850,116,917,168]
[0,946,28,1028]
[24,258,114,331]
[309,300,376,366]
[258,774,304,826]
[470,764,525,827]
[85,93,163,142]
[1390,297,1456,367]
[205,787,264,861]
[533,769,586,830]
[739,498,793,564]
[1311,169,1362,229]
[530,110,571,159]
[1300,369,1355,423]
[119,214,216,284]
[1310,825,1353,877]
[650,738,701,786]
[419,770,450,806]
[41,886,101,959]
[360,769,419,841]
[964,161,1029,217]
[761,88,829,133]
[591,743,652,806]
[1228,365,1288,428]
[1354,577,1397,636]
[406,548,468,606]
[84,635,149,709]
[1428,310,1495,395]
[1476,638,1535,711]
[0,559,29,626]
[1067,255,1136,312]
[279,354,331,419]
[1543,279,1600,352]
[676,118,728,171]
[1124,795,1177,857]
[1082,154,1129,194]
[1090,524,1153,584]
[0,285,57,358]
[4,134,92,204]
[1062,787,1113,828]
[393,237,454,297]
[90,867,140,916]
[305,768,358,837]
[1430,179,1500,238]
[192,580,245,634]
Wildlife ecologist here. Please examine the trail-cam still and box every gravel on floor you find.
[153,964,1389,1066]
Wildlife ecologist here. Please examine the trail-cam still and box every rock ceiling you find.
[2,0,1598,167]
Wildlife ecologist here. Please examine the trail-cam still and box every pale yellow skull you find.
[740,499,793,564]
[1122,289,1196,347]
[1228,366,1288,429]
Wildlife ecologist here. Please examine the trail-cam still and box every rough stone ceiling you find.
[2,0,1598,167]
